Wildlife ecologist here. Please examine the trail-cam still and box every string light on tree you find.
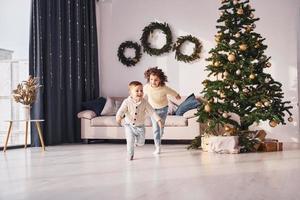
[265,77,271,83]
[222,112,229,118]
[235,32,241,38]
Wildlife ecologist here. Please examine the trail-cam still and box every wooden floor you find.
[1,143,300,200]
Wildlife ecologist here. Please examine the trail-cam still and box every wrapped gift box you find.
[255,130,267,141]
[201,136,239,154]
[258,141,283,152]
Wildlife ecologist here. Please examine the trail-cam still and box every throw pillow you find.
[115,99,123,111]
[101,97,115,116]
[175,93,200,116]
[81,97,106,116]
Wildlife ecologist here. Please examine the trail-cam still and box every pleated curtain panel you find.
[29,0,99,146]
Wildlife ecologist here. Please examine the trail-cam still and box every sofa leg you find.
[82,139,90,144]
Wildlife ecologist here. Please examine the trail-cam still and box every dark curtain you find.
[29,0,99,146]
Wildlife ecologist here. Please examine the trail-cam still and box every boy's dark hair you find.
[128,81,143,88]
[144,67,168,86]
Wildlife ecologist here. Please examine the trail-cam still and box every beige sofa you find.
[77,96,201,143]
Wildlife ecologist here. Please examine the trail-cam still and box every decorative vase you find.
[22,105,31,120]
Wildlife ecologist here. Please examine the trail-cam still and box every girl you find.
[144,67,181,154]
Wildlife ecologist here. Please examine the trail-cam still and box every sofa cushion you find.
[91,116,152,127]
[81,97,106,116]
[91,116,120,127]
[183,108,198,119]
[90,115,187,127]
[165,116,187,127]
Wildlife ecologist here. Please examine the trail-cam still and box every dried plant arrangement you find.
[12,76,42,105]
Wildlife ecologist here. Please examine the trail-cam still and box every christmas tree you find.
[195,0,293,152]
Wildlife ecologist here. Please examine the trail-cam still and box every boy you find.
[116,81,162,160]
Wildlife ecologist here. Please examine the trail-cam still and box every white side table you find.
[3,119,45,152]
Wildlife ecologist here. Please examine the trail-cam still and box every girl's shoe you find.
[128,154,134,161]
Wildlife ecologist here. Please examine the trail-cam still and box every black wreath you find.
[173,35,202,63]
[117,41,142,67]
[140,22,173,56]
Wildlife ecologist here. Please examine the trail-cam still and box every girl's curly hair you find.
[144,67,168,86]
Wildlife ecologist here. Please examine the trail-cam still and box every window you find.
[0,0,31,147]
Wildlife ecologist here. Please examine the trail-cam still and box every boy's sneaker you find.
[152,147,161,155]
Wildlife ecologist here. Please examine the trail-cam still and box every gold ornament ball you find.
[249,74,255,80]
[266,62,272,68]
[264,101,270,107]
[236,69,241,75]
[207,121,211,126]
[237,8,244,15]
[288,117,293,122]
[255,43,260,48]
[204,104,211,112]
[255,102,263,107]
[239,44,247,51]
[214,61,221,67]
[269,120,278,128]
[228,54,236,62]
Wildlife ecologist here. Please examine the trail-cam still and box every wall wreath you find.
[173,35,202,63]
[140,22,173,56]
[117,41,142,67]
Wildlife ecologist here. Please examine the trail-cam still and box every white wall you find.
[96,0,300,142]
[0,0,31,59]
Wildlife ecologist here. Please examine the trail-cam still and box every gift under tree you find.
[194,0,293,152]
